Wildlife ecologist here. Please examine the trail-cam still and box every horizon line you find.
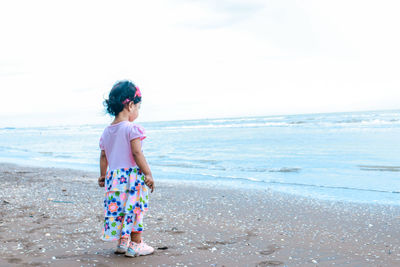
[1,108,398,129]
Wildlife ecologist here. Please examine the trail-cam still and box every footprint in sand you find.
[196,245,211,250]
[163,227,185,234]
[196,240,236,250]
[256,260,285,267]
[259,244,281,255]
[7,258,22,264]
[205,240,235,246]
[28,262,44,266]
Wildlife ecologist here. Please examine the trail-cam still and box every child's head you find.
[104,80,142,121]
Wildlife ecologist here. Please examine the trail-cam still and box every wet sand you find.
[0,162,399,267]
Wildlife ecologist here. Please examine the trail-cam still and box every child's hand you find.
[98,176,105,187]
[144,175,155,193]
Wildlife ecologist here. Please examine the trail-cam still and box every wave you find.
[267,180,400,194]
[197,159,219,164]
[335,119,363,123]
[151,162,203,169]
[359,165,400,172]
[152,160,301,173]
[155,156,220,165]
[163,170,400,195]
[155,118,400,131]
[288,121,306,124]
[238,167,301,173]
[150,161,226,171]
[0,147,73,161]
[0,145,29,153]
[39,151,53,156]
[162,122,295,130]
[269,167,301,173]
[40,151,73,158]
[238,167,268,172]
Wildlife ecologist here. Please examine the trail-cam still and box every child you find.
[97,80,155,257]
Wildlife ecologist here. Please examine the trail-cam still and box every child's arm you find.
[130,138,155,193]
[98,150,108,187]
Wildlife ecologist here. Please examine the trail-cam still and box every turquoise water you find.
[1,110,399,205]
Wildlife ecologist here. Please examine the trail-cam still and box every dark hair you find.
[104,80,142,116]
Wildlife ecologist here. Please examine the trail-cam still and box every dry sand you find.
[0,162,399,267]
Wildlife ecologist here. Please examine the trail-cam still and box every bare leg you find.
[131,231,142,243]
[130,213,143,243]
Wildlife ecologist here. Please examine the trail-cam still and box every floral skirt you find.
[101,167,149,241]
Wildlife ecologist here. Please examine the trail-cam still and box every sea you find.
[1,110,399,205]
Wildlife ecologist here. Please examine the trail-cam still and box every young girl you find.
[97,80,155,257]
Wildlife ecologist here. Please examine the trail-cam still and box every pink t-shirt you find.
[99,121,146,170]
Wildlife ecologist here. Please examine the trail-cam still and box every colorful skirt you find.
[101,167,149,241]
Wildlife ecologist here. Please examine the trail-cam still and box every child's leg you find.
[131,231,142,243]
[130,213,144,243]
[119,235,129,245]
[115,218,130,253]
[116,236,129,253]
[126,213,154,257]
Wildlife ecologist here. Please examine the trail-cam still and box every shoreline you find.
[0,162,399,266]
[1,160,398,208]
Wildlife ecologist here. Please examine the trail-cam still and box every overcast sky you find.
[0,0,399,127]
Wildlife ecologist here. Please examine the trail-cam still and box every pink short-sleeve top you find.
[99,121,146,170]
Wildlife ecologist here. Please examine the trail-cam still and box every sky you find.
[0,0,399,127]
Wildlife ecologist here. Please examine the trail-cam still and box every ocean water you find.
[1,110,399,205]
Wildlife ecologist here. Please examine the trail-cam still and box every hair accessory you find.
[122,98,131,105]
[134,86,142,98]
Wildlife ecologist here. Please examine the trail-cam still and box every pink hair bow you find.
[122,86,141,105]
[134,86,142,98]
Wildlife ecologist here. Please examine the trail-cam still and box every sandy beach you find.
[0,162,399,266]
